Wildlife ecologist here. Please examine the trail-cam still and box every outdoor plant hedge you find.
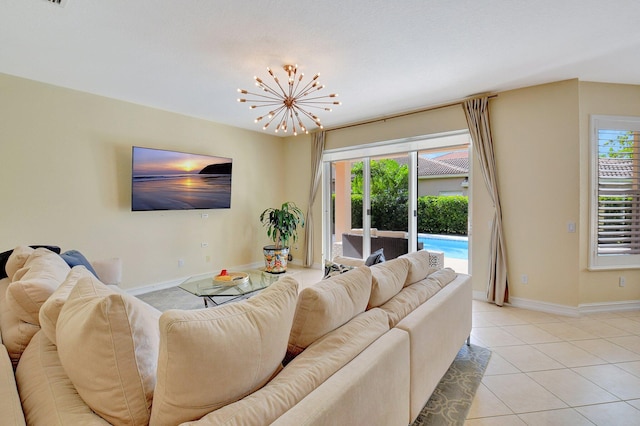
[349,195,468,235]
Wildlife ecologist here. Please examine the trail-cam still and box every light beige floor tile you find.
[492,345,564,372]
[602,318,640,335]
[517,408,593,426]
[472,327,525,347]
[616,361,640,378]
[501,324,562,344]
[628,399,640,410]
[608,335,640,354]
[464,415,526,426]
[482,373,567,413]
[484,352,520,376]
[472,300,503,312]
[573,364,640,400]
[580,311,625,320]
[575,401,640,426]
[572,339,640,363]
[619,310,640,319]
[511,309,567,324]
[527,369,618,406]
[480,311,530,326]
[533,341,607,368]
[564,319,630,338]
[467,383,513,419]
[473,312,499,327]
[535,321,598,341]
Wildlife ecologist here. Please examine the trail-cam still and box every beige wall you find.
[578,82,640,305]
[0,73,285,290]
[304,79,639,308]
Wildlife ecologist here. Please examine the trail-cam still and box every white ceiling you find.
[2,0,640,135]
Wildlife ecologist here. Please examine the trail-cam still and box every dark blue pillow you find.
[0,245,61,279]
[365,248,386,266]
[59,250,99,278]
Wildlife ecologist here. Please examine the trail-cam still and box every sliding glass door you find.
[323,131,471,272]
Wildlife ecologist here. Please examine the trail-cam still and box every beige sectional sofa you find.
[0,245,471,425]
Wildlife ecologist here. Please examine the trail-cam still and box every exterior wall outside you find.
[0,73,285,291]
[418,176,468,197]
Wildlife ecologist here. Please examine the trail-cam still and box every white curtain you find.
[304,131,325,267]
[463,97,509,306]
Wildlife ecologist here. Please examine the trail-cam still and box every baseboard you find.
[473,290,640,316]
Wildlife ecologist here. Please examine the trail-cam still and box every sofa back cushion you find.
[150,277,299,426]
[287,266,372,358]
[400,250,439,287]
[428,267,458,288]
[368,257,410,308]
[16,331,111,426]
[39,266,91,345]
[6,247,70,326]
[56,274,161,426]
[196,308,390,425]
[4,246,35,281]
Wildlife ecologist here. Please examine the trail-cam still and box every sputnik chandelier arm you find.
[237,64,341,136]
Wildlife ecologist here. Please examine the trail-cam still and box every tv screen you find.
[131,146,232,211]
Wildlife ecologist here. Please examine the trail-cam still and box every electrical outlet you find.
[619,276,626,287]
[178,259,184,267]
[521,274,528,284]
[201,213,209,219]
[201,242,209,248]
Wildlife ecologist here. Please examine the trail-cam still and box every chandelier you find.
[237,64,340,136]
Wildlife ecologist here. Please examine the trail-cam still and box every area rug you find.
[138,288,490,425]
[411,343,491,426]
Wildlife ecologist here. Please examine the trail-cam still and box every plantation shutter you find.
[591,115,640,269]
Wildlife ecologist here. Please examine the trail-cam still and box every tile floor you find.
[466,301,640,425]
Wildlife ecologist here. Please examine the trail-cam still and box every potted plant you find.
[259,201,305,273]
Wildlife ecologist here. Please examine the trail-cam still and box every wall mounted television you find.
[131,146,232,211]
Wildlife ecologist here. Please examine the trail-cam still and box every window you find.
[590,115,640,269]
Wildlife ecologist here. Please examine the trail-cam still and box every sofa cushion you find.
[400,250,440,287]
[428,267,458,288]
[39,266,90,345]
[368,257,410,308]
[287,266,372,358]
[0,278,40,367]
[0,335,24,425]
[331,255,365,267]
[16,331,110,426]
[380,280,442,327]
[56,275,160,426]
[150,277,299,426]
[191,308,390,426]
[2,245,61,281]
[6,248,71,326]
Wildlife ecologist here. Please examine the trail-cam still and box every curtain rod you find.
[324,93,498,133]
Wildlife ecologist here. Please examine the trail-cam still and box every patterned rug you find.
[138,287,490,425]
[412,344,491,426]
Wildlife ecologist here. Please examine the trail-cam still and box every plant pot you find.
[263,245,289,274]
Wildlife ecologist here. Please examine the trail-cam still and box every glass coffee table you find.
[179,269,283,307]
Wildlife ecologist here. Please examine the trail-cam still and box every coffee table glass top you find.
[179,269,281,299]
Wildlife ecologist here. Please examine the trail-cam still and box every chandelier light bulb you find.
[237,64,340,136]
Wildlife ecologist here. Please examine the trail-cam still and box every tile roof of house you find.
[599,157,634,178]
[395,150,469,177]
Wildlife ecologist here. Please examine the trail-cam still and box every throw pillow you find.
[323,260,355,279]
[56,274,161,426]
[59,249,99,278]
[365,248,385,266]
[150,277,299,426]
[287,266,372,359]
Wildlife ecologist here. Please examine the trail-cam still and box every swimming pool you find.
[418,234,468,259]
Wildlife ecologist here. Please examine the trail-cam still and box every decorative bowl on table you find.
[212,271,249,286]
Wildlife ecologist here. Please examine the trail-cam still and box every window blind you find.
[596,128,640,256]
